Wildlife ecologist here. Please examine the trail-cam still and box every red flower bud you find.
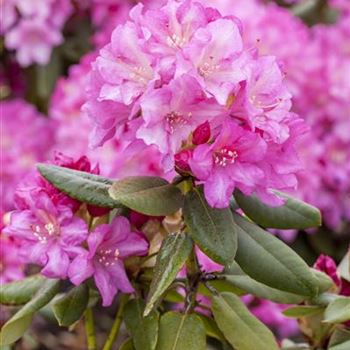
[174,149,193,173]
[192,121,211,145]
[314,254,341,287]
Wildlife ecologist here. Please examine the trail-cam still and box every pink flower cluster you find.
[3,153,149,306]
[85,0,306,208]
[2,0,73,67]
[200,0,350,227]
[49,52,166,179]
[0,218,25,285]
[1,99,54,212]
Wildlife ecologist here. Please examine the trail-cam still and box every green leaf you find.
[212,292,279,350]
[198,279,246,297]
[234,190,321,229]
[0,275,45,306]
[198,314,224,341]
[156,312,206,350]
[124,299,159,350]
[120,339,136,350]
[52,284,89,327]
[324,297,350,324]
[312,269,335,293]
[328,328,350,350]
[0,279,61,346]
[109,176,184,216]
[329,341,350,350]
[283,305,324,318]
[37,164,121,208]
[338,252,350,282]
[223,263,305,304]
[183,188,237,265]
[233,213,318,297]
[145,233,192,316]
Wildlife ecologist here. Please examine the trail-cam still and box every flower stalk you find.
[84,308,97,350]
[102,294,129,350]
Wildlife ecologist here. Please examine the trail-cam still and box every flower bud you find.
[174,149,193,173]
[314,254,341,287]
[192,121,211,145]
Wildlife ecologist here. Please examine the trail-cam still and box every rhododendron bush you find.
[1,0,349,349]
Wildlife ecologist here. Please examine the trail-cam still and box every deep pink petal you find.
[117,232,149,259]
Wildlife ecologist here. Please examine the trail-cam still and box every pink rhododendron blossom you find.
[137,75,223,169]
[90,0,132,48]
[190,121,266,208]
[2,0,72,67]
[83,69,132,149]
[198,0,350,228]
[0,235,25,284]
[3,192,88,279]
[0,0,17,34]
[85,0,305,209]
[176,17,245,105]
[196,247,223,274]
[1,99,53,211]
[230,56,292,144]
[96,22,156,105]
[244,296,299,339]
[5,19,63,67]
[69,216,149,306]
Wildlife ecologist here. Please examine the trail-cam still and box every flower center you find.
[250,95,282,110]
[198,57,220,77]
[129,66,150,84]
[166,111,190,134]
[31,222,59,244]
[213,147,238,167]
[166,33,186,48]
[97,248,120,267]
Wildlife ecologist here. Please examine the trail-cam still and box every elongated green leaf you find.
[198,280,245,297]
[145,233,192,316]
[124,299,159,350]
[212,292,279,350]
[280,339,311,349]
[0,275,45,306]
[234,190,321,229]
[156,312,206,350]
[283,305,324,318]
[37,164,121,208]
[224,263,305,304]
[184,188,237,265]
[329,341,350,350]
[0,279,61,345]
[109,176,183,216]
[324,297,350,324]
[52,284,89,327]
[233,213,318,297]
[120,339,136,350]
[312,269,335,293]
[338,252,350,282]
[198,314,224,341]
[328,329,350,350]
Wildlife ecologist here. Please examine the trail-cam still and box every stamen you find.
[213,147,238,167]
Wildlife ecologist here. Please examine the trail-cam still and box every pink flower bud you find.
[314,254,341,287]
[174,149,193,173]
[192,121,211,145]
